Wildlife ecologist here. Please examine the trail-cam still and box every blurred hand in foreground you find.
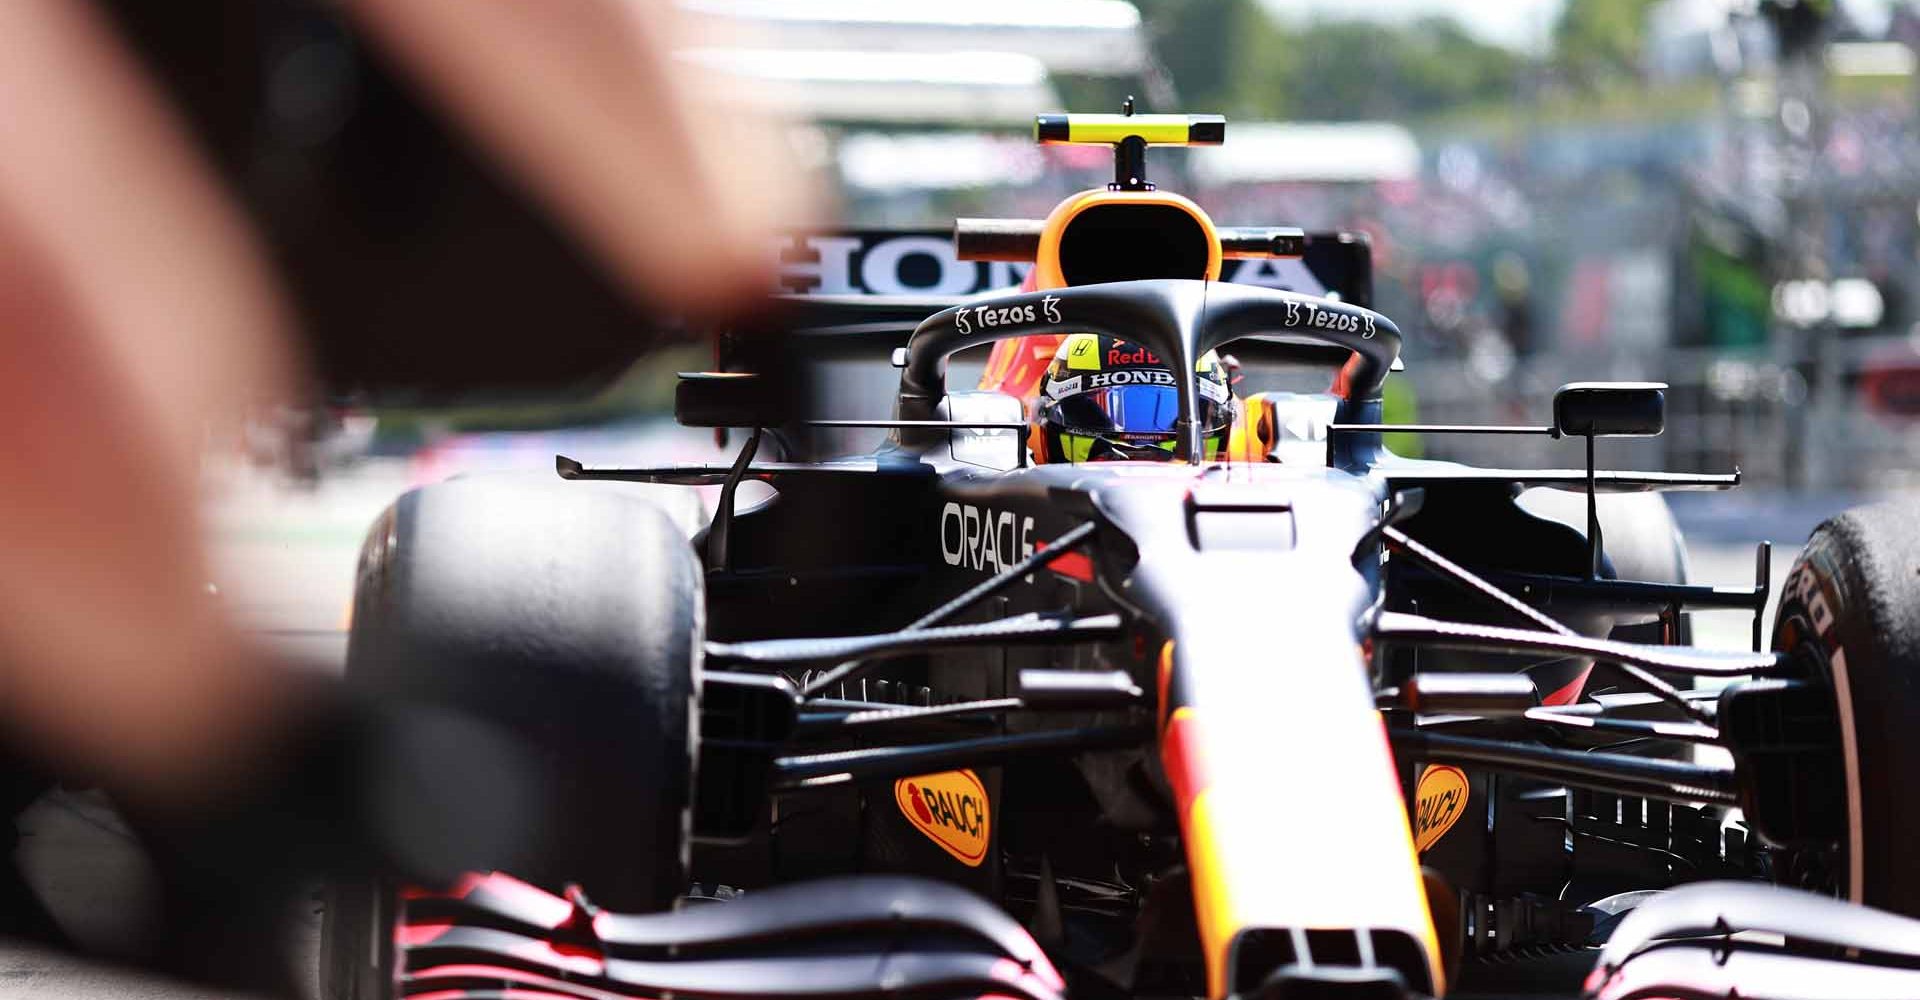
[0,0,815,985]
[0,0,809,801]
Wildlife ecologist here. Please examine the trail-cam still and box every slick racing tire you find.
[321,477,702,1000]
[1771,500,1920,916]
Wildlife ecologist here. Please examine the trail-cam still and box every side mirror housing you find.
[1553,382,1666,437]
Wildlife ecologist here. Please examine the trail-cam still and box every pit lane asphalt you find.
[0,449,1820,999]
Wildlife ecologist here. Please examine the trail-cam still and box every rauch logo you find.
[895,769,991,866]
[1414,764,1469,852]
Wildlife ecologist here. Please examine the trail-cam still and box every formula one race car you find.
[323,111,1920,1000]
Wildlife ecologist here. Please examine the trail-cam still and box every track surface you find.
[0,442,1831,999]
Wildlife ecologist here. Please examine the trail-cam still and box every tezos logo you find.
[940,502,1035,574]
[954,295,1061,335]
[1284,299,1377,339]
[1414,764,1469,852]
[895,769,990,866]
[957,303,1026,335]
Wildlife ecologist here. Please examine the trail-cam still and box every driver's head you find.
[1031,334,1234,463]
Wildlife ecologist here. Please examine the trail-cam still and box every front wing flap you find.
[394,873,1065,1000]
[1585,882,1920,1000]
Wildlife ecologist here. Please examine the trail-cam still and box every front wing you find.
[388,874,1920,1000]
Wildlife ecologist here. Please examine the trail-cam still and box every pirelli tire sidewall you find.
[1772,501,1920,915]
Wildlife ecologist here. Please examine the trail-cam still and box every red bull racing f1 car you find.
[323,111,1920,1000]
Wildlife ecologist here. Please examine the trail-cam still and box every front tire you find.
[321,477,702,999]
[1771,500,1920,913]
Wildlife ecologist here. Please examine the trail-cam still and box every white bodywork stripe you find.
[1830,646,1864,903]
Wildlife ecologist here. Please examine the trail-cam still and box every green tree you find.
[1120,3,1528,123]
[1133,4,1521,121]
[1552,0,1660,89]
[1277,16,1520,119]
[1139,0,1261,109]
[1050,0,1267,117]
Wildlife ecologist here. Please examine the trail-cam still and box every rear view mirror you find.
[1552,382,1666,437]
[1552,382,1667,579]
[939,391,1028,471]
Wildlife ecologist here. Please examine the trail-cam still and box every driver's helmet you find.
[1030,333,1234,463]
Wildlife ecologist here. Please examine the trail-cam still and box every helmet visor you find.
[1051,385,1228,436]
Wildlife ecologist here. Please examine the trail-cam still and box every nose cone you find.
[1158,628,1440,996]
[1137,478,1441,996]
